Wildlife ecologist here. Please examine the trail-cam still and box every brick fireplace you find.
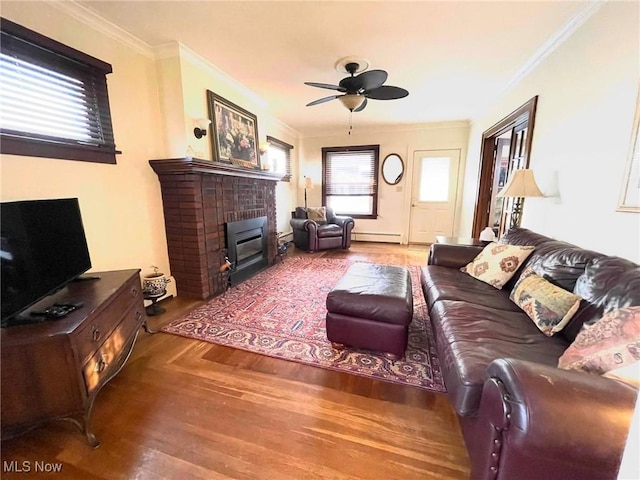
[149,158,282,299]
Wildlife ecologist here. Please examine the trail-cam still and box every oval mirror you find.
[381,154,404,185]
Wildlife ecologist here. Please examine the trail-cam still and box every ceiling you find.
[77,1,591,137]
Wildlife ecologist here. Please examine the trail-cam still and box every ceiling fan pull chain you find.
[348,110,353,135]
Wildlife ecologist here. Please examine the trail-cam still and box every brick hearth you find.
[150,158,282,299]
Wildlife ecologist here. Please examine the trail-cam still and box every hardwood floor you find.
[0,242,470,479]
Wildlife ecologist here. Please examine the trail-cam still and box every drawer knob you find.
[131,287,139,297]
[136,311,143,321]
[95,355,109,373]
[91,326,101,342]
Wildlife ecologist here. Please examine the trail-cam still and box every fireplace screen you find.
[236,228,263,263]
[225,216,268,285]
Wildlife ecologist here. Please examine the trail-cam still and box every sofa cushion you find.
[558,306,640,374]
[526,246,604,292]
[498,227,607,294]
[316,224,343,238]
[460,242,535,289]
[510,267,582,336]
[564,256,640,342]
[421,266,521,312]
[430,300,569,416]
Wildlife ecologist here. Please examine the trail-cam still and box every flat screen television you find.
[1,198,92,325]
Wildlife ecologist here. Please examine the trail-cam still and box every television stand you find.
[0,270,145,448]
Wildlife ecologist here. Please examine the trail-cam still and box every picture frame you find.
[618,87,640,212]
[207,90,260,168]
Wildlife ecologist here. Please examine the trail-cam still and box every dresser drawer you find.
[82,303,144,394]
[75,276,142,364]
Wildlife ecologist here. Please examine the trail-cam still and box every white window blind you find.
[266,135,292,181]
[322,145,379,218]
[0,18,118,164]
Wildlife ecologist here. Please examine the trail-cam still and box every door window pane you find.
[419,157,450,201]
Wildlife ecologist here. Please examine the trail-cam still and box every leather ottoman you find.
[326,263,413,359]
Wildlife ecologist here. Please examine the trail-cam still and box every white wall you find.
[300,122,470,243]
[460,1,640,262]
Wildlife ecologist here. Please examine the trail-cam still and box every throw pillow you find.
[509,267,582,336]
[460,242,535,289]
[307,206,327,224]
[558,306,640,374]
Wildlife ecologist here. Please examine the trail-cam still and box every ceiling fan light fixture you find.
[339,94,365,111]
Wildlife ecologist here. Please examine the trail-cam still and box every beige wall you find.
[3,0,637,285]
[157,44,299,236]
[300,122,470,243]
[460,1,640,262]
[0,5,298,292]
[0,2,169,281]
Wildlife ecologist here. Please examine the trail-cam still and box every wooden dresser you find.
[0,269,145,447]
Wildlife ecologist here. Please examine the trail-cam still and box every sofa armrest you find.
[469,358,637,480]
[332,214,354,228]
[427,243,483,268]
[290,218,316,232]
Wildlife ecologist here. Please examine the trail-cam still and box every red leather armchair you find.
[290,207,354,252]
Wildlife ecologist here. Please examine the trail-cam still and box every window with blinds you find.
[266,135,292,182]
[322,145,379,219]
[0,18,118,164]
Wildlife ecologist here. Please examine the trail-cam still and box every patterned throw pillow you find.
[558,306,640,374]
[307,206,327,224]
[460,242,535,289]
[509,267,582,336]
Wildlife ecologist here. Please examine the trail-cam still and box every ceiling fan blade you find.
[304,81,344,92]
[353,97,367,112]
[356,69,388,92]
[365,85,409,100]
[338,76,358,93]
[306,95,341,107]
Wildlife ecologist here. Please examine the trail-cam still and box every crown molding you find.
[502,0,606,95]
[46,0,155,58]
[156,42,300,138]
[171,42,269,110]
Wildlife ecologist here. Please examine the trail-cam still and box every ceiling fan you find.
[305,59,409,113]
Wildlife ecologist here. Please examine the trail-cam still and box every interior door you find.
[409,150,460,243]
[488,136,511,236]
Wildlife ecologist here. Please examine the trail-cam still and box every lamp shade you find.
[338,94,365,111]
[303,177,314,189]
[194,118,211,130]
[497,169,544,198]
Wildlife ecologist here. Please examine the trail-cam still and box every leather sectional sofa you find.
[421,228,639,480]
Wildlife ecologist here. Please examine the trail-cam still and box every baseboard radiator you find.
[351,232,402,244]
[280,230,401,244]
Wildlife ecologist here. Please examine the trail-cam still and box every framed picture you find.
[618,88,640,212]
[207,90,260,168]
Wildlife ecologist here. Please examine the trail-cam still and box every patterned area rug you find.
[162,257,445,392]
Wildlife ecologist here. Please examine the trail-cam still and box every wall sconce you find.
[193,118,212,139]
[259,141,270,155]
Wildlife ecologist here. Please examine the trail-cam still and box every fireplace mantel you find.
[149,158,283,182]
